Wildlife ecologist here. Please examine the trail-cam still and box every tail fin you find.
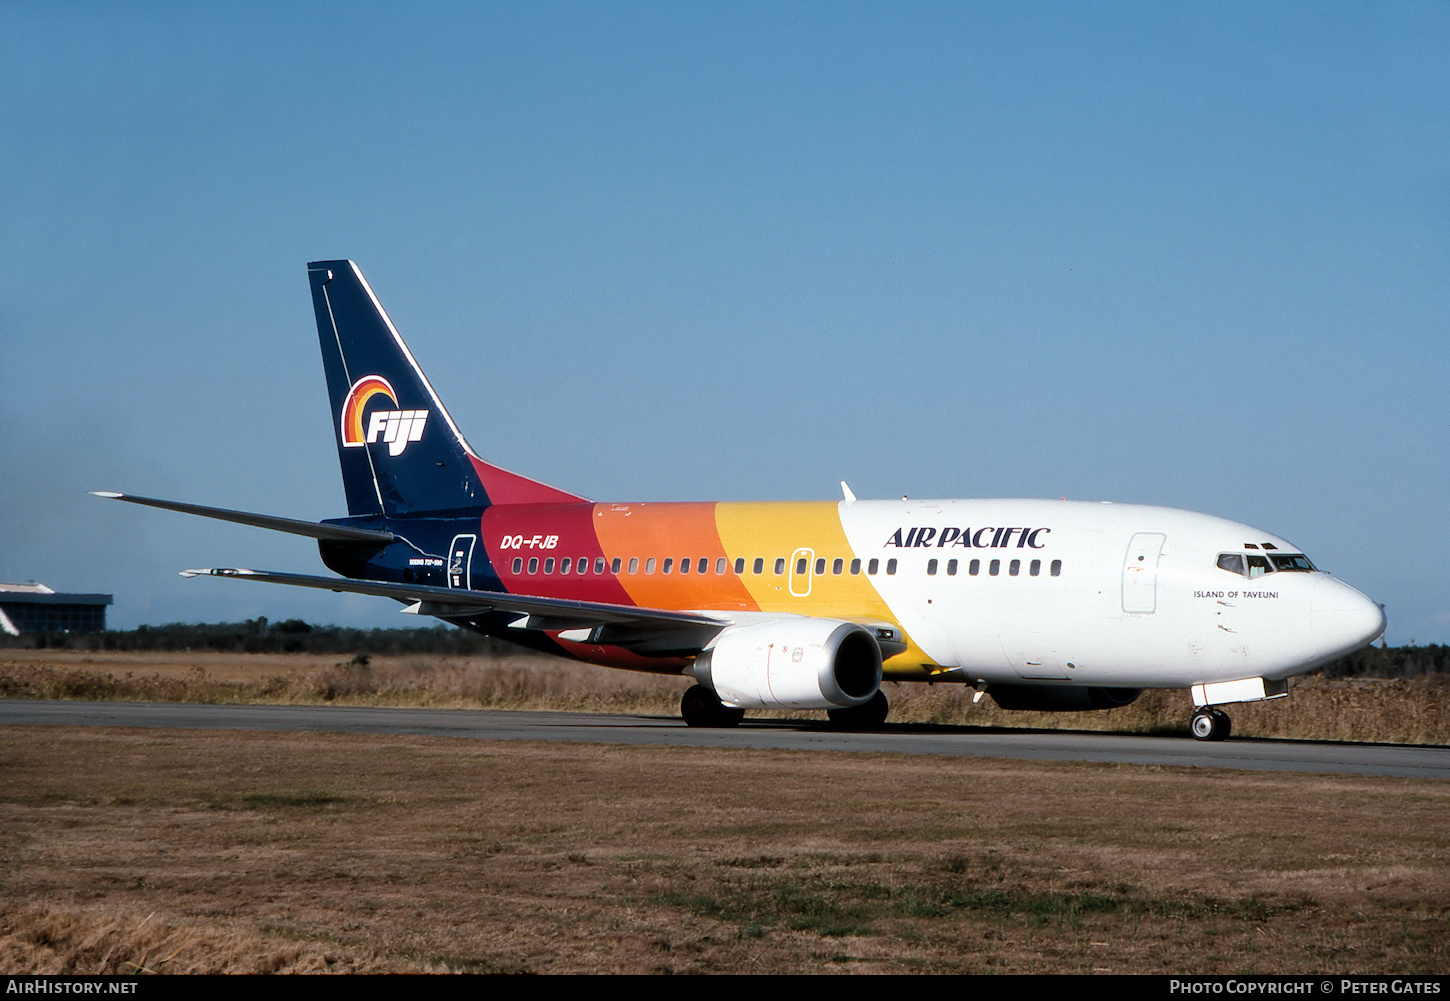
[307,260,585,517]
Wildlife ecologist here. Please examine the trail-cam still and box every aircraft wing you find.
[181,567,732,649]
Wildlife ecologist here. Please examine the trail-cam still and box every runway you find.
[3,698,1447,778]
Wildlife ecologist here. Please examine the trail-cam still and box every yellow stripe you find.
[713,502,935,676]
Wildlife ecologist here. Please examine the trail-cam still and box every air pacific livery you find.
[97,260,1387,740]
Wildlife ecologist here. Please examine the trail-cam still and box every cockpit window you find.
[1218,551,1315,578]
[1216,553,1244,576]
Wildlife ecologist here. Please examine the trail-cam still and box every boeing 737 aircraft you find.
[97,260,1386,740]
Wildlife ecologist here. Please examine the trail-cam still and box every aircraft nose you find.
[1310,577,1386,660]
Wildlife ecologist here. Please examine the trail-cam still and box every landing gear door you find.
[448,534,477,590]
[1122,532,1166,613]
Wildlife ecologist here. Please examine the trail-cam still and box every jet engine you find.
[692,618,883,710]
[988,684,1141,712]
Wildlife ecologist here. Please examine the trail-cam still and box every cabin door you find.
[1121,533,1166,613]
[448,534,477,589]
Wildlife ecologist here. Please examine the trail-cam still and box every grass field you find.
[2,649,1446,974]
[2,648,1448,745]
[1,727,1446,974]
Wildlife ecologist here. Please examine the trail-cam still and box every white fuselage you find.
[833,499,1384,689]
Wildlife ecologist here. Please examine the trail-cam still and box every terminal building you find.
[0,582,112,635]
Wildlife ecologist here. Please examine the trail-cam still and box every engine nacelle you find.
[693,618,883,710]
[988,684,1142,712]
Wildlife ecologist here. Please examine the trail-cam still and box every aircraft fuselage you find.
[320,496,1384,688]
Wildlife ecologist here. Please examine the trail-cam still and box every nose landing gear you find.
[1190,707,1232,741]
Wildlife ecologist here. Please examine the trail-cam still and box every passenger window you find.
[732,557,743,574]
[1009,559,1020,576]
[753,558,764,574]
[947,559,958,575]
[627,557,637,574]
[989,559,1000,576]
[774,558,786,575]
[512,557,522,574]
[969,559,980,576]
[528,557,539,574]
[832,558,843,575]
[699,558,709,574]
[544,558,555,574]
[646,557,656,574]
[1217,553,1246,577]
[796,557,808,574]
[815,557,826,575]
[1030,559,1040,577]
[927,558,938,575]
[560,557,572,575]
[868,558,879,575]
[1050,560,1062,576]
[850,558,861,574]
[887,559,898,575]
[662,558,673,574]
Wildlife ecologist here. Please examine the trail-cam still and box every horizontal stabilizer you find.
[92,492,394,544]
[180,567,731,635]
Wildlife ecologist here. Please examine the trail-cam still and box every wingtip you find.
[840,481,857,503]
[90,491,123,499]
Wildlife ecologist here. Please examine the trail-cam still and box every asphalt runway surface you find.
[3,699,1447,779]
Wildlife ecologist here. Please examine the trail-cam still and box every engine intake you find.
[693,618,883,710]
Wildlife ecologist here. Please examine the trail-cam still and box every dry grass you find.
[2,649,1448,745]
[884,676,1450,746]
[0,727,1445,974]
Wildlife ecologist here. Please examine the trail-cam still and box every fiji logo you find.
[340,375,428,456]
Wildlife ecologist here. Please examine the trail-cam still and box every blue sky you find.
[2,2,1446,642]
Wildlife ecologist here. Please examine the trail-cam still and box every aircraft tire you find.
[826,690,890,731]
[681,685,744,728]
[1190,708,1230,741]
[1211,707,1232,739]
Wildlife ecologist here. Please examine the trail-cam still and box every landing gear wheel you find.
[1210,708,1231,740]
[827,690,890,731]
[1190,707,1231,741]
[680,685,744,728]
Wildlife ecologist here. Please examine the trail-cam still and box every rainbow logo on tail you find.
[339,375,428,457]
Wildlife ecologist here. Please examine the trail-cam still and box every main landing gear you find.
[827,690,890,731]
[679,687,893,730]
[1190,707,1232,742]
[681,685,745,728]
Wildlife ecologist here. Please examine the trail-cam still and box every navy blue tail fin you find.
[308,260,583,518]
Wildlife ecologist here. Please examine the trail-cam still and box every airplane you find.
[96,259,1387,741]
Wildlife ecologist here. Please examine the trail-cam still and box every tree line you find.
[4,620,1446,678]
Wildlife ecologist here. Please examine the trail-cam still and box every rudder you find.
[308,260,583,517]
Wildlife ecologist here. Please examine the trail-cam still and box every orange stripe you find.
[591,503,758,611]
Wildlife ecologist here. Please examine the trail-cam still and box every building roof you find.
[0,583,111,606]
